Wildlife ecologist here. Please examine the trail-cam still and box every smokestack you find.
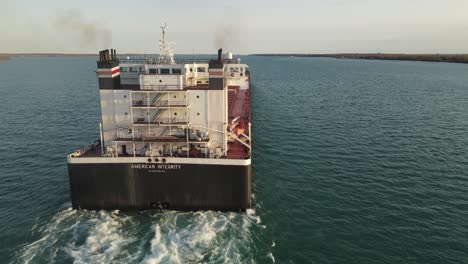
[218,48,223,62]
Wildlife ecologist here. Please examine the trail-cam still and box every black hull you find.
[67,162,251,211]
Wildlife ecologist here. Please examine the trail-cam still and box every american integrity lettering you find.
[131,164,182,170]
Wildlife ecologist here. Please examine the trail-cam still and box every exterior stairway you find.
[228,86,239,117]
[151,93,164,106]
[151,109,165,123]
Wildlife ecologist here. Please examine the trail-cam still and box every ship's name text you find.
[131,164,182,170]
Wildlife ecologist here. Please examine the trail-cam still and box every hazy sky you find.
[1,0,468,54]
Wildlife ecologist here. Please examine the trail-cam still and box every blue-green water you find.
[1,56,468,263]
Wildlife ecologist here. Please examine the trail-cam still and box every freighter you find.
[67,25,252,211]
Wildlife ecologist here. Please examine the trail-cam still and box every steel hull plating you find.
[67,161,251,211]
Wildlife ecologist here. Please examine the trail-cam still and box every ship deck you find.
[78,142,249,159]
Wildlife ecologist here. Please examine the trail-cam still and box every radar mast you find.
[158,23,175,64]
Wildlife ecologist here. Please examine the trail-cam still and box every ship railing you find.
[113,134,134,141]
[117,57,212,65]
[153,117,189,125]
[113,133,209,143]
[139,84,184,91]
[113,134,179,141]
[132,117,189,125]
[131,84,207,91]
[117,56,241,66]
[153,100,188,107]
[132,100,147,107]
[132,100,188,108]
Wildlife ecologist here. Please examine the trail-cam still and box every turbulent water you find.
[1,56,468,263]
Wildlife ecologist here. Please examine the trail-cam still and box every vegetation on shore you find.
[0,53,96,58]
[252,53,468,64]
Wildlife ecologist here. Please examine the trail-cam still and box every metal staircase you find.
[151,108,165,123]
[151,93,164,106]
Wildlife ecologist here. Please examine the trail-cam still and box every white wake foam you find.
[14,208,273,264]
[141,210,266,263]
[67,210,134,263]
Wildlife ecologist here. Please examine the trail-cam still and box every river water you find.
[1,56,467,263]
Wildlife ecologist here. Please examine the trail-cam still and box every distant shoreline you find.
[0,53,96,58]
[251,53,468,64]
[2,53,468,64]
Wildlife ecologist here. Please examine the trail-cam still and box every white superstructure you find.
[97,26,251,160]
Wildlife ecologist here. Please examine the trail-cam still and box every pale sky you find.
[1,0,468,54]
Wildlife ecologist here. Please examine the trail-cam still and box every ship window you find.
[174,95,176,98]
[121,67,127,72]
[197,112,200,115]
[149,69,157,74]
[125,112,128,115]
[172,68,181,74]
[190,68,193,72]
[123,95,127,98]
[196,95,199,98]
[160,68,170,74]
[139,67,144,72]
[197,67,206,72]
[197,81,202,84]
[174,113,177,116]
[130,67,138,72]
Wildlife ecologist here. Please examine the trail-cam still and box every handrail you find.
[118,57,212,65]
[154,117,189,124]
[130,83,208,91]
[117,57,242,65]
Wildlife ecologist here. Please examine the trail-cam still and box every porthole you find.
[174,113,177,116]
[159,80,162,83]
[124,95,127,98]
[197,112,200,116]
[147,158,152,162]
[174,95,176,99]
[125,112,128,115]
[196,95,200,98]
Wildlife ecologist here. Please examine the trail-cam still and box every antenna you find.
[158,22,175,64]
